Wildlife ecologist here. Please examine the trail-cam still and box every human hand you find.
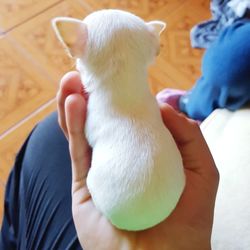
[57,71,219,250]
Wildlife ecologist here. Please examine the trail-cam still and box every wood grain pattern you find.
[0,0,61,32]
[0,38,56,134]
[0,184,4,225]
[79,0,184,19]
[157,0,211,90]
[9,0,91,84]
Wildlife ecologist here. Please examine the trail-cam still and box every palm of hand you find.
[72,147,216,250]
[58,72,218,250]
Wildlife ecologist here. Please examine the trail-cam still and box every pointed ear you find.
[51,17,88,58]
[147,21,166,35]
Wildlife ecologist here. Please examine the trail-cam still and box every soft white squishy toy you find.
[52,9,185,231]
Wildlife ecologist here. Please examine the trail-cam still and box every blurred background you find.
[0,0,210,222]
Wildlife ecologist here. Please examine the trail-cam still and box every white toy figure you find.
[52,9,185,231]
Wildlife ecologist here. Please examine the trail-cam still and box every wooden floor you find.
[0,0,210,223]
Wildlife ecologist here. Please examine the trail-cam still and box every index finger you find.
[57,71,84,139]
[160,104,219,182]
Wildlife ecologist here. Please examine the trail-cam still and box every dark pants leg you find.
[0,112,82,250]
[180,19,250,120]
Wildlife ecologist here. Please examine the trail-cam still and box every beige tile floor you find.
[0,0,210,223]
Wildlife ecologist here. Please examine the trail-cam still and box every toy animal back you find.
[52,9,185,231]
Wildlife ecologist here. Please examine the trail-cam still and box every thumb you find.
[65,94,91,197]
[159,103,218,180]
[159,103,200,146]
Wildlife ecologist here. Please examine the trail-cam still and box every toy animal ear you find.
[52,17,88,58]
[147,21,166,36]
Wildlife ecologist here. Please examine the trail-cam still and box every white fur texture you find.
[201,108,250,249]
[53,9,185,231]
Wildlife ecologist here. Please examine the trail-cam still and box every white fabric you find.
[201,108,250,249]
[228,0,250,17]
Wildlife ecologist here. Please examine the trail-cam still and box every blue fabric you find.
[0,112,82,250]
[190,0,249,49]
[180,19,250,120]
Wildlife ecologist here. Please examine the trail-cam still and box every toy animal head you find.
[52,9,166,75]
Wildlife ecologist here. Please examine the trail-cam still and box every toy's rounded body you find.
[53,8,186,231]
[85,92,185,231]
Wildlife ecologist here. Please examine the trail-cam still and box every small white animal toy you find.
[52,9,185,231]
